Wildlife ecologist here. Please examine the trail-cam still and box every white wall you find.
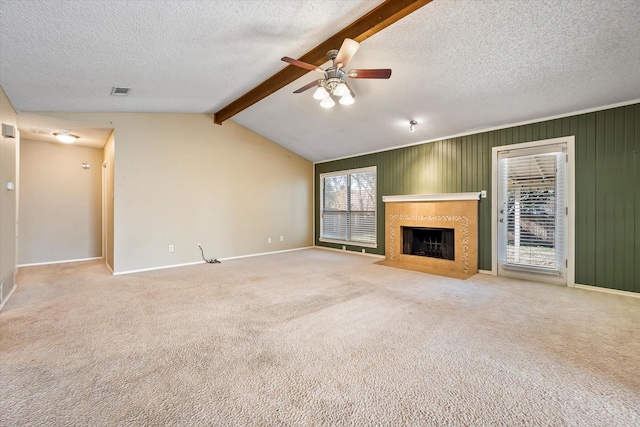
[35,112,314,273]
[18,139,103,265]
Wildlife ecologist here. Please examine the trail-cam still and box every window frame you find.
[319,166,377,248]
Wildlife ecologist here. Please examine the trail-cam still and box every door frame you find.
[102,160,107,260]
[491,136,575,287]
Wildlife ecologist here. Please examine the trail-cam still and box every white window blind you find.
[320,167,376,247]
[498,147,566,275]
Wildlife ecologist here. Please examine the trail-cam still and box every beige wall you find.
[19,139,103,265]
[36,112,313,273]
[0,87,18,304]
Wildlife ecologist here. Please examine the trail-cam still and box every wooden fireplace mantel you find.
[382,192,481,203]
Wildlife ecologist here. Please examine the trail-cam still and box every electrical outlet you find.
[481,190,487,198]
[362,248,365,253]
[168,245,174,252]
[342,245,346,250]
[268,238,272,244]
[280,235,284,241]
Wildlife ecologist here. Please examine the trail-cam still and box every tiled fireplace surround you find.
[380,193,480,279]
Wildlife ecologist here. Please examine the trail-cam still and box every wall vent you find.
[110,87,130,96]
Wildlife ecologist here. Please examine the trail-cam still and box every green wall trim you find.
[315,103,639,293]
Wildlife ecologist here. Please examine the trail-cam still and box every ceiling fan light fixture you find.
[339,94,355,105]
[312,85,330,100]
[283,39,392,110]
[320,97,335,109]
[333,82,349,97]
[53,131,79,143]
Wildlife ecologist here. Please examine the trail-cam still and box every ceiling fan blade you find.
[281,57,324,73]
[293,80,322,94]
[347,69,392,79]
[334,38,360,69]
[344,81,356,98]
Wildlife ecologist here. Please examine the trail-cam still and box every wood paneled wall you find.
[315,103,639,293]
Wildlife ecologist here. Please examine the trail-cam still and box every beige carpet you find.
[1,249,639,426]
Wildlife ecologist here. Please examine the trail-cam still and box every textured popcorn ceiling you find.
[1,0,639,161]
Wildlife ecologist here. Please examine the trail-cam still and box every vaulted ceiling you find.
[1,0,639,162]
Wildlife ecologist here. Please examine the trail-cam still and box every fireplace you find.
[378,193,480,279]
[403,227,455,260]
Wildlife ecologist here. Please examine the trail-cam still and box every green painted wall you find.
[315,103,639,293]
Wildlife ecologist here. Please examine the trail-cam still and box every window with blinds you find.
[320,167,377,247]
[498,147,566,276]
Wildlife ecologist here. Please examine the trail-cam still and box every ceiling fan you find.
[282,38,392,108]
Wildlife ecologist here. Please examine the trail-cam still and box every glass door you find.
[496,144,567,285]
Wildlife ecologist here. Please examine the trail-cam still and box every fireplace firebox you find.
[402,227,455,260]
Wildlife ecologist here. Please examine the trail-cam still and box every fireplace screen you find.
[402,227,455,260]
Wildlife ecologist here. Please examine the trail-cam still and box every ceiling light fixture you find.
[313,85,330,100]
[320,96,336,109]
[314,73,354,109]
[409,120,417,132]
[53,131,79,143]
[284,39,391,111]
[339,94,355,105]
[304,46,360,110]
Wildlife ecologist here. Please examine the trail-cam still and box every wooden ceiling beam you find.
[212,0,433,125]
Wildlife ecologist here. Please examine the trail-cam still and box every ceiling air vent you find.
[110,87,130,96]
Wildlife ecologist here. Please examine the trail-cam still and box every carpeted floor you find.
[1,248,639,426]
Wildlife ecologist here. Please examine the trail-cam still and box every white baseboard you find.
[114,247,313,276]
[18,256,103,268]
[478,269,493,275]
[574,283,640,299]
[314,245,385,259]
[113,260,207,275]
[0,284,17,312]
[219,246,313,262]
